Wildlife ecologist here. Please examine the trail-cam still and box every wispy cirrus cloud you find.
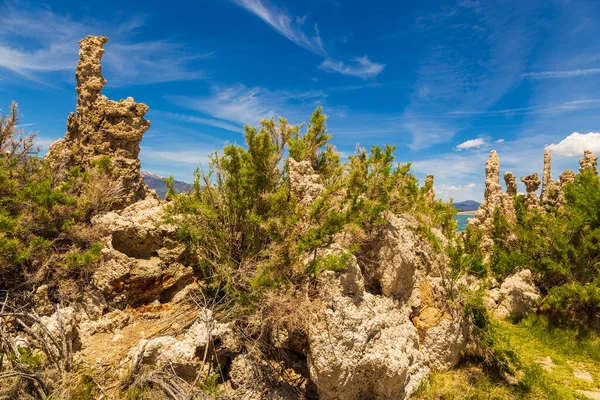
[0,3,207,85]
[448,99,600,117]
[319,56,385,79]
[232,0,326,56]
[231,0,384,79]
[167,84,328,126]
[153,110,241,133]
[522,68,600,80]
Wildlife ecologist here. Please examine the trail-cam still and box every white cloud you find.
[168,85,277,125]
[456,138,485,150]
[154,111,241,132]
[434,183,480,202]
[167,84,328,126]
[141,148,211,165]
[0,4,206,85]
[319,56,385,79]
[522,68,600,80]
[448,99,600,117]
[436,183,476,191]
[547,132,600,156]
[232,0,326,56]
[404,115,458,151]
[231,0,384,79]
[495,138,505,143]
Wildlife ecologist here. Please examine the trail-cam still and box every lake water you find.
[455,213,475,231]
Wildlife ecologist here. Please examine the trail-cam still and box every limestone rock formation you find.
[307,214,466,400]
[46,35,153,209]
[521,173,541,210]
[425,174,435,201]
[124,313,237,380]
[579,150,598,174]
[91,198,195,307]
[540,148,557,206]
[469,151,516,257]
[289,159,325,204]
[560,169,575,185]
[487,270,540,319]
[504,172,517,196]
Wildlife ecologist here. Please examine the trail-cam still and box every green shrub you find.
[165,107,453,310]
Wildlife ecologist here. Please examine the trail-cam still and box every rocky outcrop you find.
[540,148,557,206]
[46,35,153,209]
[91,198,195,307]
[308,213,466,400]
[487,270,540,319]
[504,172,517,196]
[425,174,435,201]
[579,150,598,174]
[560,169,575,186]
[123,311,238,380]
[289,159,325,205]
[521,173,541,211]
[469,151,516,257]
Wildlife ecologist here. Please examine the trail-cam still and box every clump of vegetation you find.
[489,169,600,325]
[164,106,455,313]
[0,102,114,304]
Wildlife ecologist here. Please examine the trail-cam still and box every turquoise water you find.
[455,213,475,231]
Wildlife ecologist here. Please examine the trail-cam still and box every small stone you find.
[538,356,555,372]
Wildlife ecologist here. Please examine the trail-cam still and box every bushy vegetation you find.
[165,107,455,311]
[0,102,113,303]
[488,169,600,325]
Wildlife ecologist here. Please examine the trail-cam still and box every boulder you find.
[307,214,466,400]
[489,269,540,319]
[91,198,194,306]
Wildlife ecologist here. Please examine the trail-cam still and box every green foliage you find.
[165,107,451,309]
[489,168,600,322]
[16,346,42,369]
[198,369,223,395]
[0,103,105,300]
[162,175,176,199]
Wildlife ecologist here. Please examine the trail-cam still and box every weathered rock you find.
[123,311,235,380]
[425,174,435,201]
[369,213,447,299]
[579,150,598,174]
[504,172,517,196]
[540,148,557,206]
[560,169,575,186]
[46,35,153,209]
[307,214,466,400]
[469,151,516,259]
[91,198,194,306]
[521,173,541,210]
[489,269,540,319]
[289,159,325,204]
[33,285,54,316]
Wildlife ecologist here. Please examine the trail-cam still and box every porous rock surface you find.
[308,213,466,400]
[469,151,516,257]
[46,35,153,209]
[580,150,598,174]
[487,269,540,319]
[521,173,541,211]
[91,197,195,307]
[540,148,558,206]
[289,158,325,204]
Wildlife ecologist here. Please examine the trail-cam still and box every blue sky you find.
[2,0,600,201]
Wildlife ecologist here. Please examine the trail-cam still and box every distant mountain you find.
[142,171,193,199]
[453,200,480,212]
